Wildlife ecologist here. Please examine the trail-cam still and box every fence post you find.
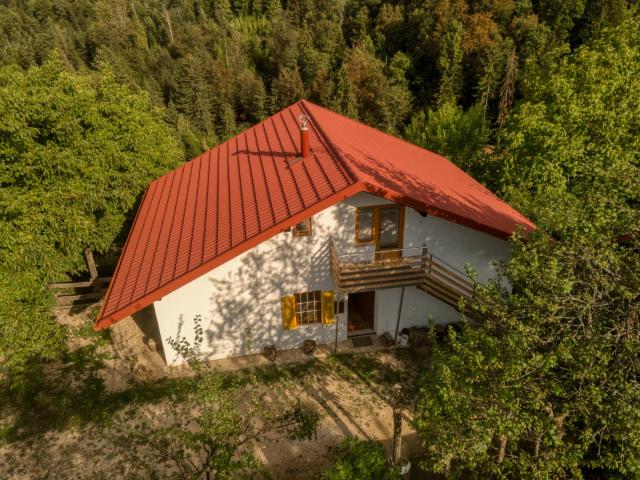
[84,247,98,282]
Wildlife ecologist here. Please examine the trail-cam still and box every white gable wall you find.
[374,208,511,336]
[153,192,511,364]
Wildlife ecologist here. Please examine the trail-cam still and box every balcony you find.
[329,239,474,311]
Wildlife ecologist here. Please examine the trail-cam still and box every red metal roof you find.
[95,100,534,329]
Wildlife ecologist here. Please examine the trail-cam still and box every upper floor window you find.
[356,207,374,243]
[378,206,401,248]
[355,205,404,248]
[292,218,312,236]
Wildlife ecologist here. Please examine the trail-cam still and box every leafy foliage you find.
[0,57,182,394]
[405,102,489,173]
[412,18,640,479]
[497,20,640,238]
[415,233,640,478]
[0,0,630,146]
[322,437,400,480]
[0,57,182,279]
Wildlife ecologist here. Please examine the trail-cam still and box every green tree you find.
[343,45,411,133]
[412,18,640,479]
[323,437,400,480]
[414,232,640,478]
[498,19,640,238]
[436,20,464,105]
[0,57,183,394]
[0,0,632,147]
[326,65,358,118]
[270,65,305,110]
[405,102,489,174]
[173,54,217,143]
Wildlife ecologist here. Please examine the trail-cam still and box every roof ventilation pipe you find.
[298,114,310,159]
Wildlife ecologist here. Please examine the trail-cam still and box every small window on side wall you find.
[292,218,312,236]
[356,207,374,243]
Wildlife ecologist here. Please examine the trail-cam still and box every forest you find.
[0,0,639,478]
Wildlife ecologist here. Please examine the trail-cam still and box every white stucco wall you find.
[374,209,512,336]
[153,192,512,364]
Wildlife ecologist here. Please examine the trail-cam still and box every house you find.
[94,100,534,364]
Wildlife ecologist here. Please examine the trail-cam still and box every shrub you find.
[323,437,400,480]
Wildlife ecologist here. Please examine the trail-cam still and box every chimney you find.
[299,114,310,158]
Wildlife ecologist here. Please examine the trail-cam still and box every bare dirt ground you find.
[0,305,427,479]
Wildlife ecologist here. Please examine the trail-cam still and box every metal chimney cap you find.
[298,114,310,130]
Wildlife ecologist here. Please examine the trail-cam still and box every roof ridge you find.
[300,99,512,201]
[299,100,359,185]
[301,99,442,159]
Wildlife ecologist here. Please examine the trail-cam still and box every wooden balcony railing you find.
[329,239,474,311]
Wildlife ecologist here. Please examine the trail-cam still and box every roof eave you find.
[362,182,535,240]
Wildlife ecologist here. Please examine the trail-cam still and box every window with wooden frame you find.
[355,207,374,243]
[378,205,402,248]
[292,218,312,236]
[294,290,322,325]
[281,290,335,329]
[355,205,404,248]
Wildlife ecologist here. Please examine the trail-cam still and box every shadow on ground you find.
[1,331,429,445]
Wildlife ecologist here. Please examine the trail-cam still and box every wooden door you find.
[375,205,404,261]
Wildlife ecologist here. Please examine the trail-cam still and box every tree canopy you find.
[0,1,638,477]
[497,20,640,238]
[412,18,640,479]
[0,0,631,149]
[0,57,182,393]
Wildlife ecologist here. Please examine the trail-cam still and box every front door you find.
[375,205,404,261]
[347,291,375,333]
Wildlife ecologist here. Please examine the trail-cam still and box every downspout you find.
[334,292,341,354]
[393,286,406,343]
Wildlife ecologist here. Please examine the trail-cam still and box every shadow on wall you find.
[132,305,167,364]
[182,202,354,360]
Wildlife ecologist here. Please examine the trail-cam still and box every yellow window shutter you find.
[281,295,298,330]
[322,290,335,325]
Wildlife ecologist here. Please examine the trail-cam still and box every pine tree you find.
[436,20,464,105]
[328,64,358,118]
[497,46,518,126]
[173,54,215,137]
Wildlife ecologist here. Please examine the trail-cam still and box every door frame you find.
[374,204,405,259]
[347,290,376,335]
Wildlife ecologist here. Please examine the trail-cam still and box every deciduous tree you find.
[412,18,640,478]
[0,57,183,394]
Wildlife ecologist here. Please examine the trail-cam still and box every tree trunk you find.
[497,47,517,126]
[392,404,402,465]
[497,434,507,464]
[534,434,542,456]
[163,9,175,43]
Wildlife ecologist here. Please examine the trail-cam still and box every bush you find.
[323,437,400,480]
